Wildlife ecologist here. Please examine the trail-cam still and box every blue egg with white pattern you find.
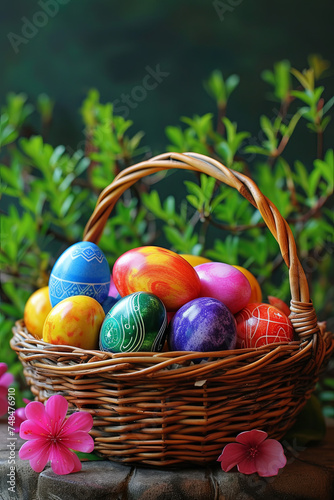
[49,242,110,307]
[99,292,167,353]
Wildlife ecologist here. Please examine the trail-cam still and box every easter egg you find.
[195,262,251,314]
[268,296,291,317]
[180,254,212,267]
[49,241,110,307]
[233,265,262,303]
[99,292,167,353]
[24,286,52,339]
[113,246,201,311]
[235,302,294,349]
[43,296,105,349]
[168,297,237,352]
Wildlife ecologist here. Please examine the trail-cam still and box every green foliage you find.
[204,70,240,108]
[261,59,292,102]
[80,89,146,189]
[0,57,333,415]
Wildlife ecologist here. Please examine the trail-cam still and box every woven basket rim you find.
[11,320,334,381]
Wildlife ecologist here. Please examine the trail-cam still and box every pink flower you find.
[218,429,287,477]
[0,363,14,417]
[19,394,94,475]
[13,399,31,433]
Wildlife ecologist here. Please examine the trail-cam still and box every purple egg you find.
[168,297,237,352]
[195,262,251,314]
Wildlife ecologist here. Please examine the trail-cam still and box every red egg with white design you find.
[235,302,294,348]
[113,246,201,311]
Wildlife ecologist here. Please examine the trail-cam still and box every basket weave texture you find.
[11,152,334,466]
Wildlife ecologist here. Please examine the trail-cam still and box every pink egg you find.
[194,262,251,314]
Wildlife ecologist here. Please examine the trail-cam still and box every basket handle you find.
[83,152,320,343]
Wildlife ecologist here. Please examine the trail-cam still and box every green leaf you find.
[280,108,306,138]
[74,451,104,462]
[322,96,334,115]
[291,68,313,91]
[323,378,334,389]
[163,226,198,253]
[186,194,201,210]
[3,92,34,128]
[274,60,291,101]
[225,74,240,98]
[0,114,18,147]
[204,70,226,104]
[290,90,313,105]
[320,115,331,132]
[262,69,275,87]
[294,160,310,194]
[313,149,334,191]
[243,145,270,156]
[184,180,205,202]
[165,126,184,148]
[50,145,66,166]
[260,115,276,144]
[261,60,291,101]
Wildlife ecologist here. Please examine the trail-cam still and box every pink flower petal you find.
[0,372,15,387]
[255,439,287,477]
[19,438,49,460]
[20,419,49,440]
[237,455,258,475]
[28,443,51,473]
[236,429,268,447]
[0,405,8,417]
[45,395,68,434]
[0,363,8,378]
[49,442,82,475]
[62,430,95,453]
[218,443,248,472]
[71,451,83,473]
[13,407,27,433]
[0,393,8,417]
[25,401,50,431]
[0,387,8,398]
[61,411,94,435]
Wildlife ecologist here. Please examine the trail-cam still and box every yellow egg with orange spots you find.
[180,254,212,267]
[233,266,262,303]
[24,286,52,340]
[43,296,105,349]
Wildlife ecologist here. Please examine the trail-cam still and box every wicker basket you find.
[11,152,334,467]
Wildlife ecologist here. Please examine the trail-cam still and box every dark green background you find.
[1,0,333,155]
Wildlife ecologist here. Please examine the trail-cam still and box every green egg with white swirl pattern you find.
[99,292,167,353]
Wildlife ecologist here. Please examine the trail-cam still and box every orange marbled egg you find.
[113,246,201,311]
